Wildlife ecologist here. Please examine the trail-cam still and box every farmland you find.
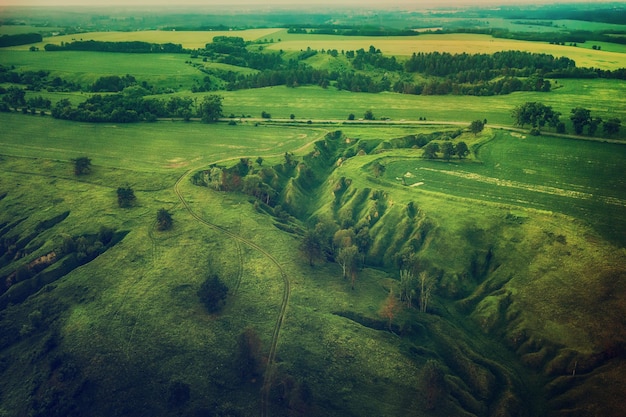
[1,4,626,417]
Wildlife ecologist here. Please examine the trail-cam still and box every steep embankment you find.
[209,128,626,416]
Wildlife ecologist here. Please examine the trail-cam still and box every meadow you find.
[381,129,626,245]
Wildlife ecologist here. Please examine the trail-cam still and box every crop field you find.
[268,32,626,69]
[5,28,283,51]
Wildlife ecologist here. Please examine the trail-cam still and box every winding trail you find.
[173,166,290,417]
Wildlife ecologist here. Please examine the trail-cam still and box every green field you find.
[218,81,626,134]
[0,112,325,171]
[380,130,626,245]
[2,8,626,417]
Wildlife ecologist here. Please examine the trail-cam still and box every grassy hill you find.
[1,11,626,417]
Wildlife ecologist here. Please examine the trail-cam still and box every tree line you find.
[50,92,222,123]
[511,101,621,136]
[0,33,42,47]
[0,66,80,92]
[44,40,185,54]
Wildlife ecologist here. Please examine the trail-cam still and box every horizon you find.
[0,0,621,8]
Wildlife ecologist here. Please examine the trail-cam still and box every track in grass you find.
[173,167,290,417]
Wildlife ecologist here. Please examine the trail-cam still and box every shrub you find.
[197,274,229,314]
[156,208,173,231]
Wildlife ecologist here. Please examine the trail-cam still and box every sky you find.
[0,0,619,6]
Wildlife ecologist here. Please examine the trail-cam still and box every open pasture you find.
[269,32,626,69]
[382,130,626,245]
[220,82,626,135]
[0,112,326,171]
[0,50,200,90]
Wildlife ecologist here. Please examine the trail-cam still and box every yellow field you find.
[14,28,282,50]
[268,33,626,69]
[7,28,626,69]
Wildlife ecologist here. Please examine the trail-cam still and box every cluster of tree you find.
[301,218,371,289]
[50,91,222,123]
[335,71,389,93]
[422,141,470,160]
[511,102,564,132]
[404,50,575,81]
[196,36,283,71]
[512,101,621,136]
[91,74,143,93]
[44,40,185,53]
[224,65,331,90]
[349,46,403,71]
[394,75,550,97]
[441,27,626,46]
[0,66,81,92]
[570,107,621,136]
[58,226,117,263]
[0,33,42,47]
[0,86,51,114]
[309,27,418,37]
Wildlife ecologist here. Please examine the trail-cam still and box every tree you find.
[441,141,455,161]
[156,208,173,231]
[363,109,374,120]
[418,271,435,313]
[116,186,136,208]
[455,141,470,159]
[588,116,602,136]
[261,110,271,119]
[3,86,26,110]
[570,107,591,135]
[371,161,386,178]
[197,274,229,314]
[255,156,264,166]
[422,142,439,159]
[72,156,92,176]
[198,94,223,123]
[469,119,484,135]
[301,228,322,266]
[235,327,264,382]
[347,113,355,121]
[379,289,400,332]
[603,118,621,136]
[421,360,446,410]
[399,269,416,308]
[337,245,358,288]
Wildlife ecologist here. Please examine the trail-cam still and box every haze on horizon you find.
[0,0,618,7]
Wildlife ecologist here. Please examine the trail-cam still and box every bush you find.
[197,274,229,314]
[156,208,173,231]
[117,186,136,208]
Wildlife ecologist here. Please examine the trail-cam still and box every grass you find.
[2,24,626,417]
[0,112,327,172]
[381,129,626,246]
[219,82,626,137]
[0,50,202,90]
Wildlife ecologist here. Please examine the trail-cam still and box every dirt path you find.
[173,166,290,417]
